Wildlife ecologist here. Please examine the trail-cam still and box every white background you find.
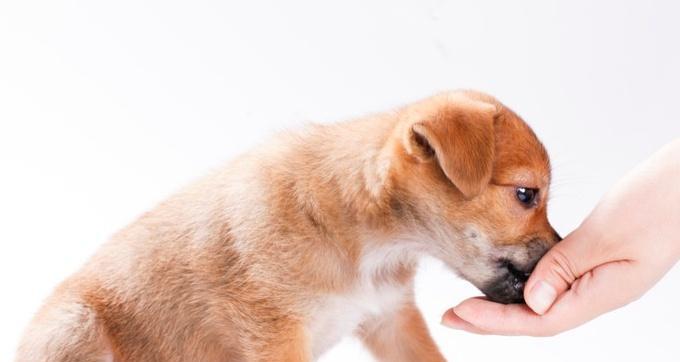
[1,0,679,361]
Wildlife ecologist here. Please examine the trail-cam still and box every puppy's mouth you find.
[480,258,533,304]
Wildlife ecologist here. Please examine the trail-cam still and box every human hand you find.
[442,139,680,336]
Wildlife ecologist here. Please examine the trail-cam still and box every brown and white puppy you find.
[17,90,560,362]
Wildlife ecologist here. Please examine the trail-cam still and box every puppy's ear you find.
[405,98,496,198]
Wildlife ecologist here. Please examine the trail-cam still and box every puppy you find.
[17,90,560,362]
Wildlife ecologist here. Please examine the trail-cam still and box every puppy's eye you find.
[516,187,538,206]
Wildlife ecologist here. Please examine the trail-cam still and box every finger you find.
[455,261,648,336]
[448,297,541,336]
[536,260,651,332]
[524,228,617,314]
[441,308,491,335]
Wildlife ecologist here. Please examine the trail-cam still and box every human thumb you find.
[524,228,611,315]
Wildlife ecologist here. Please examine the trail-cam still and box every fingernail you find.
[527,281,557,315]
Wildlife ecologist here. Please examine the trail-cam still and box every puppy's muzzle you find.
[482,259,533,304]
[483,232,563,304]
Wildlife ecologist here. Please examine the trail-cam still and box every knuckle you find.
[546,248,579,285]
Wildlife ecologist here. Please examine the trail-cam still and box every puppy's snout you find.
[481,234,558,304]
[482,259,534,304]
[505,260,532,285]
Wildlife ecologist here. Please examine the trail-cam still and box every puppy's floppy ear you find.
[405,97,497,198]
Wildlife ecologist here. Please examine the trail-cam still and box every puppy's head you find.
[395,90,560,304]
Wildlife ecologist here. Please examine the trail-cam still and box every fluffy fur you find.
[17,90,559,361]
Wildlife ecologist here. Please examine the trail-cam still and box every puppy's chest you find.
[307,280,409,359]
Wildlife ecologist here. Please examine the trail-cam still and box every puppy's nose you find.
[505,260,532,299]
[482,260,533,304]
[506,260,532,285]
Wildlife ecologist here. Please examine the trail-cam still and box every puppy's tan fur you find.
[17,90,558,362]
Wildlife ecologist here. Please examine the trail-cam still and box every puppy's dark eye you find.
[516,187,538,206]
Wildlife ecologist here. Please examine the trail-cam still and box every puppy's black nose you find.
[506,260,531,284]
[481,260,533,304]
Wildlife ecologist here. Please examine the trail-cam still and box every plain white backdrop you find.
[1,0,679,360]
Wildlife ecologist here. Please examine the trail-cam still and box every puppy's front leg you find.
[357,302,446,362]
